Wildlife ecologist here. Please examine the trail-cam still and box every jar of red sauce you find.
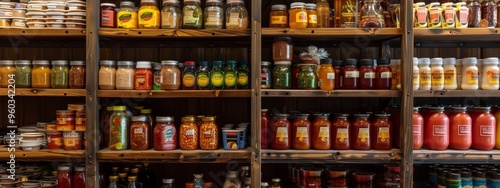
[57,166,73,188]
[100,3,117,28]
[73,166,85,188]
[331,113,350,150]
[261,109,270,149]
[448,106,472,150]
[292,114,311,150]
[375,58,392,89]
[359,59,375,89]
[351,113,371,150]
[134,61,153,90]
[154,116,177,150]
[271,114,291,150]
[424,106,449,150]
[47,131,63,149]
[471,106,496,150]
[333,60,343,89]
[343,59,359,89]
[413,107,424,150]
[386,105,401,148]
[371,113,392,150]
[312,114,331,150]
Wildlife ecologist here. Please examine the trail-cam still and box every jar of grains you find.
[273,37,293,61]
[14,60,31,88]
[115,61,135,90]
[180,116,198,150]
[199,117,218,149]
[31,60,51,88]
[160,60,181,90]
[225,0,249,29]
[0,60,15,88]
[51,60,69,88]
[204,0,224,29]
[161,0,183,29]
[99,60,116,90]
[69,61,85,89]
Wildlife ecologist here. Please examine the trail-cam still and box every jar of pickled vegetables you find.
[225,0,249,29]
[271,114,291,150]
[51,60,69,88]
[138,0,161,29]
[332,113,350,150]
[0,60,15,88]
[371,113,392,150]
[297,64,317,89]
[200,117,218,150]
[292,114,311,150]
[272,61,291,89]
[109,106,129,150]
[312,114,331,150]
[69,61,86,89]
[289,2,308,28]
[161,0,182,29]
[351,113,371,150]
[31,60,51,88]
[183,0,203,29]
[14,60,31,88]
[180,116,198,150]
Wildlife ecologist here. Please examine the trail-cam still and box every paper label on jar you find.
[458,7,469,25]
[133,127,144,135]
[296,11,308,23]
[196,74,210,88]
[49,137,62,146]
[327,73,335,79]
[227,12,240,26]
[183,10,199,24]
[413,70,420,84]
[211,72,224,87]
[64,138,76,147]
[413,125,421,135]
[357,128,369,143]
[118,12,138,28]
[296,127,308,141]
[466,70,478,84]
[276,127,288,142]
[480,125,494,136]
[336,128,348,143]
[271,16,287,24]
[165,127,174,141]
[378,127,390,143]
[417,7,427,24]
[364,72,375,79]
[431,70,444,86]
[204,130,213,138]
[429,8,441,24]
[185,129,195,140]
[444,7,456,25]
[161,12,174,28]
[224,72,237,87]
[420,70,432,85]
[433,125,446,136]
[57,118,67,124]
[237,72,249,86]
[206,11,223,26]
[308,14,317,24]
[444,70,456,85]
[458,125,471,135]
[381,71,392,79]
[345,71,359,78]
[319,127,329,142]
[101,10,115,27]
[139,10,159,28]
[183,73,196,87]
[487,70,499,84]
[75,117,85,125]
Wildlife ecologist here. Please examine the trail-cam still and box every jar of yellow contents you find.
[31,60,51,88]
[138,0,161,29]
[0,60,15,88]
[289,2,308,28]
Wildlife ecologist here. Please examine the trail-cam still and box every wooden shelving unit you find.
[97,90,251,98]
[262,89,401,98]
[97,148,251,162]
[0,148,85,162]
[99,28,251,38]
[0,88,86,97]
[261,149,401,163]
[0,28,86,37]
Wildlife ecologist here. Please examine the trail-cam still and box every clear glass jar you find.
[482,0,497,28]
[161,0,182,29]
[117,1,138,29]
[180,116,198,150]
[138,0,161,29]
[31,60,51,88]
[50,60,69,88]
[0,60,15,88]
[99,60,116,90]
[109,106,129,150]
[261,61,272,89]
[468,0,481,27]
[269,4,288,28]
[305,3,317,28]
[14,60,31,88]
[115,61,135,90]
[297,64,317,89]
[272,61,291,89]
[183,0,203,29]
[200,117,218,149]
[204,0,224,29]
[461,57,479,90]
[481,57,499,90]
[273,37,293,61]
[225,0,248,29]
[289,2,308,28]
[69,61,86,89]
[160,60,181,90]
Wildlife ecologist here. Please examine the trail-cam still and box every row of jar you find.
[101,0,248,29]
[428,165,500,188]
[0,60,85,88]
[105,164,155,188]
[98,60,250,90]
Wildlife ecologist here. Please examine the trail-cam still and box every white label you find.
[345,71,359,78]
[133,128,143,134]
[413,125,421,135]
[433,125,446,136]
[364,72,376,79]
[381,71,391,78]
[183,10,198,24]
[227,12,240,26]
[480,125,494,136]
[319,127,329,138]
[30,5,42,10]
[327,73,335,79]
[296,127,308,139]
[458,125,471,135]
[206,11,222,26]
[186,129,195,136]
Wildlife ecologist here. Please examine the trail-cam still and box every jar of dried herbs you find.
[31,60,51,88]
[297,64,318,89]
[183,0,203,29]
[225,0,248,29]
[161,0,182,29]
[272,61,291,89]
[14,60,31,88]
[51,60,69,88]
[0,60,15,88]
[69,61,85,89]
[204,0,224,29]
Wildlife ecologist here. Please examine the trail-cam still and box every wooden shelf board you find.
[261,149,401,163]
[414,149,500,164]
[99,28,250,38]
[0,28,86,37]
[262,28,402,40]
[414,28,500,42]
[262,89,401,97]
[0,88,86,97]
[0,148,85,161]
[414,90,500,97]
[97,90,251,98]
[97,148,251,162]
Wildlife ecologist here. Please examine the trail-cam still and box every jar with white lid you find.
[461,57,479,90]
[456,59,462,89]
[443,58,457,90]
[481,57,499,90]
[412,57,419,90]
[99,60,116,90]
[430,58,444,90]
[116,61,135,90]
[418,58,431,90]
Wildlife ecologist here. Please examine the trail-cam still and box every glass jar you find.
[223,172,241,188]
[109,106,129,150]
[270,4,288,28]
[180,116,198,150]
[448,106,472,150]
[0,60,14,88]
[101,3,117,28]
[359,0,384,28]
[154,116,177,150]
[273,37,293,61]
[292,64,300,89]
[353,172,375,188]
[160,60,181,90]
[162,179,175,188]
[57,166,73,188]
[482,0,497,28]
[289,2,308,28]
[351,114,371,150]
[312,114,331,150]
[471,106,496,150]
[359,59,375,89]
[272,61,291,89]
[226,0,248,29]
[412,57,420,90]
[161,0,182,29]
[138,0,161,29]
[117,1,137,29]
[47,131,63,149]
[183,0,203,29]
[292,114,311,150]
[443,58,457,90]
[237,61,249,89]
[135,61,153,90]
[130,115,150,150]
[261,61,272,89]
[419,58,431,90]
[271,114,291,150]
[333,60,342,89]
[371,113,392,150]
[182,61,197,90]
[69,61,85,89]
[50,60,69,88]
[413,107,424,150]
[204,0,224,29]
[261,109,270,149]
[431,58,444,90]
[318,58,335,90]
[343,59,359,89]
[197,61,211,90]
[31,60,51,88]
[211,61,225,89]
[316,0,330,28]
[297,64,317,89]
[153,62,162,90]
[461,57,479,90]
[305,3,317,28]
[200,117,218,150]
[375,58,392,89]
[224,60,237,89]
[73,166,85,188]
[390,59,401,89]
[480,57,499,90]
[14,60,31,88]
[115,61,135,90]
[332,113,350,150]
[270,178,281,188]
[468,0,481,27]
[424,107,449,150]
[99,60,116,90]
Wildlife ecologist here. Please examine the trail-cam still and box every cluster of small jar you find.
[428,164,500,188]
[412,57,500,91]
[101,0,248,29]
[413,106,500,151]
[106,164,156,188]
[55,165,86,188]
[414,0,499,28]
[0,60,85,89]
[261,110,396,151]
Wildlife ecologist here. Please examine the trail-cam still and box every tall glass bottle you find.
[224,60,238,89]
[211,61,225,89]
[109,106,129,150]
[340,0,357,27]
[316,0,330,27]
[359,0,384,28]
[196,61,211,90]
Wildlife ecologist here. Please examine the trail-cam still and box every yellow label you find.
[413,70,420,85]
[431,70,444,86]
[466,70,478,84]
[183,73,196,87]
[420,71,432,85]
[276,127,288,142]
[210,73,224,87]
[271,16,287,24]
[378,127,390,142]
[358,127,369,142]
[196,74,210,87]
[487,70,500,84]
[444,70,456,85]
[138,8,160,28]
[336,128,348,143]
[296,127,308,141]
[319,127,329,142]
[308,14,317,24]
[117,11,137,28]
[237,73,248,85]
[224,73,237,87]
[296,11,308,23]
[64,138,76,147]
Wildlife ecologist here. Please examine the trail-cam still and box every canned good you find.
[63,131,82,150]
[56,110,75,130]
[47,131,63,149]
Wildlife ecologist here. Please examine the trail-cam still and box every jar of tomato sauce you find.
[448,106,472,150]
[375,58,392,89]
[371,113,392,150]
[351,113,371,150]
[261,109,270,149]
[271,114,291,150]
[312,114,331,150]
[57,166,73,188]
[471,106,496,150]
[386,105,401,148]
[343,59,359,89]
[331,113,350,150]
[359,59,375,89]
[292,114,311,150]
[424,107,449,150]
[130,115,150,150]
[413,107,424,150]
[333,60,343,89]
[154,116,177,150]
[494,106,500,149]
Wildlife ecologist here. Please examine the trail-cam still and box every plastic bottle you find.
[443,58,457,90]
[430,58,444,90]
[480,57,499,90]
[461,57,479,90]
[419,58,432,90]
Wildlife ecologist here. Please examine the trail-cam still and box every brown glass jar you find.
[270,4,288,28]
[273,37,293,61]
[69,61,85,89]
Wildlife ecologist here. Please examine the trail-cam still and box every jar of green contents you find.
[210,61,224,90]
[14,60,31,88]
[297,64,318,89]
[182,0,203,29]
[237,61,249,89]
[197,61,211,90]
[51,60,69,88]
[446,173,461,188]
[272,61,291,89]
[224,60,238,89]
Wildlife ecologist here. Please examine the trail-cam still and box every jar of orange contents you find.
[331,113,350,150]
[371,113,392,150]
[271,114,291,150]
[292,114,311,150]
[351,113,371,150]
[312,114,331,150]
[289,2,308,28]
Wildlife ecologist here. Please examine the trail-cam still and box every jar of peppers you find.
[130,115,150,150]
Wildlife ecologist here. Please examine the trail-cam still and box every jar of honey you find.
[289,2,308,28]
[269,4,288,28]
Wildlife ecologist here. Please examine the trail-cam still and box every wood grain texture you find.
[414,90,500,98]
[97,90,251,98]
[261,89,401,98]
[0,29,86,37]
[0,147,85,162]
[97,148,251,162]
[0,88,86,97]
[99,29,250,38]
[414,28,500,42]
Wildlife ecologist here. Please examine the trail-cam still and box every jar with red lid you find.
[333,60,343,89]
[101,3,117,28]
[413,107,424,150]
[424,106,449,150]
[134,61,153,90]
[271,114,291,150]
[57,166,73,188]
[471,106,496,150]
[292,114,311,150]
[312,114,331,150]
[448,106,472,150]
[130,115,150,150]
[261,109,270,149]
[359,59,375,89]
[371,113,392,150]
[75,111,86,131]
[331,113,350,150]
[351,113,371,150]
[73,166,85,188]
[154,116,177,150]
[375,58,392,89]
[47,131,63,149]
[56,110,75,131]
[342,59,359,89]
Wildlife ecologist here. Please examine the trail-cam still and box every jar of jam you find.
[413,107,424,150]
[271,114,291,150]
[57,166,73,188]
[289,2,308,28]
[332,113,350,150]
[359,59,375,89]
[375,58,392,89]
[371,113,392,150]
[343,59,359,89]
[292,114,311,150]
[73,166,85,188]
[273,37,293,61]
[305,3,318,28]
[75,111,86,131]
[101,3,117,28]
[130,115,150,150]
[63,131,82,150]
[424,106,449,150]
[351,113,371,150]
[56,110,75,130]
[312,114,331,150]
[270,4,288,28]
[353,172,375,188]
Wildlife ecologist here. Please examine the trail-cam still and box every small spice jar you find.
[69,61,85,89]
[115,61,135,90]
[117,1,137,29]
[160,60,181,90]
[261,61,272,89]
[269,4,288,28]
[135,61,153,90]
[305,3,317,28]
[0,60,15,88]
[101,3,117,28]
[14,60,31,88]
[272,61,292,89]
[289,2,308,28]
[273,36,293,61]
[51,60,69,88]
[200,117,218,150]
[31,60,51,88]
[63,131,82,150]
[98,60,116,90]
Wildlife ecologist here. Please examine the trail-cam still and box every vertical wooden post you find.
[251,0,262,186]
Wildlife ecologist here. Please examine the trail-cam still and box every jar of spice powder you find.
[135,61,153,90]
[160,60,181,90]
[31,60,51,88]
[115,61,135,90]
[99,60,116,90]
[0,60,15,88]
[69,61,85,89]
[273,37,293,61]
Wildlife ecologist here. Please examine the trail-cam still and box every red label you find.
[413,125,421,135]
[101,10,115,27]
